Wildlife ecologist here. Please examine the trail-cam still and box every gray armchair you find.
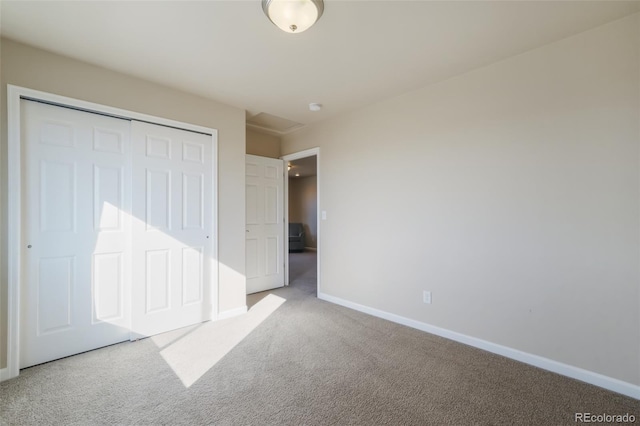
[289,223,305,252]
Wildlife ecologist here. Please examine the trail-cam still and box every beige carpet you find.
[1,251,637,425]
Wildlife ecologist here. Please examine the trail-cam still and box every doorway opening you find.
[282,149,320,297]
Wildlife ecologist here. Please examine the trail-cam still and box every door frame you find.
[281,148,320,293]
[4,85,219,381]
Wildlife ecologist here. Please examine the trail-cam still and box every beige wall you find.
[246,129,281,158]
[289,176,317,248]
[282,14,640,385]
[0,38,248,369]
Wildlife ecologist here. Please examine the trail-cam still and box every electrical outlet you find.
[423,291,432,304]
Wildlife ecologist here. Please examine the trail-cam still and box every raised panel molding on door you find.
[246,155,285,294]
[131,121,214,338]
[21,100,132,368]
[93,253,124,322]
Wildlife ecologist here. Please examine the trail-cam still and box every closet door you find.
[131,121,214,337]
[21,100,132,368]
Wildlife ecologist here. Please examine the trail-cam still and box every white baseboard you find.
[304,247,317,252]
[217,305,248,320]
[0,367,12,382]
[318,292,640,400]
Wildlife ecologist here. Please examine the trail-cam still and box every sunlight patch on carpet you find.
[153,294,286,387]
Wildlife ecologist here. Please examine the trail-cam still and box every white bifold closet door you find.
[131,121,213,338]
[21,100,214,368]
[21,100,133,368]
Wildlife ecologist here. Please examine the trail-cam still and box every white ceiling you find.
[2,1,638,133]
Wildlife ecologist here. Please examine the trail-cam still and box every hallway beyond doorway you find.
[288,251,317,296]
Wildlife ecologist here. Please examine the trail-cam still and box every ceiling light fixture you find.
[309,103,322,112]
[262,0,324,34]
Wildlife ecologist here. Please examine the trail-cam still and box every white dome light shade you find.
[262,0,324,34]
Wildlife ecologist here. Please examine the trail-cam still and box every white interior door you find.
[131,121,214,337]
[246,155,284,294]
[21,100,132,368]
